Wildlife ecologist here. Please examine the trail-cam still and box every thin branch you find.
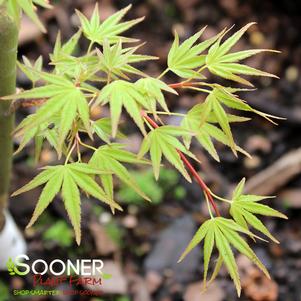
[177,151,221,216]
[169,81,200,89]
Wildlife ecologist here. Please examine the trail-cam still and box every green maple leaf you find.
[138,126,198,182]
[97,40,157,79]
[76,3,143,46]
[49,30,101,81]
[135,77,177,116]
[96,80,147,137]
[51,30,82,63]
[230,178,287,243]
[181,102,250,161]
[206,23,279,86]
[167,27,223,78]
[12,163,122,245]
[13,112,71,162]
[181,85,282,159]
[5,71,92,155]
[89,144,150,210]
[178,217,270,296]
[181,89,237,155]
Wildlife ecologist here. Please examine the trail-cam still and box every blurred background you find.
[1,0,301,300]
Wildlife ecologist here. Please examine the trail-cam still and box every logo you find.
[6,256,28,276]
[6,255,112,297]
[6,255,109,277]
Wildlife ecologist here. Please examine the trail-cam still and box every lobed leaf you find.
[136,77,177,115]
[51,30,82,66]
[168,27,222,78]
[90,145,151,204]
[179,217,271,295]
[97,80,147,137]
[98,40,157,79]
[12,163,121,245]
[206,23,279,86]
[27,172,64,228]
[138,126,197,181]
[230,179,287,243]
[76,4,143,46]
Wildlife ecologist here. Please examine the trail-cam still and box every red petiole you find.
[141,110,221,217]
[168,81,199,89]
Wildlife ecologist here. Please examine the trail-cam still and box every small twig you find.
[178,151,221,216]
[169,81,200,89]
[9,98,46,113]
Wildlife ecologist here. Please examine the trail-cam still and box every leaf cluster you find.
[4,3,286,294]
[179,182,287,296]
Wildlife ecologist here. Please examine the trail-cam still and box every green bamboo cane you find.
[0,7,18,229]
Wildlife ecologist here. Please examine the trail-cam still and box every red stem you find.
[142,111,159,129]
[141,111,220,217]
[168,82,199,89]
[177,151,220,216]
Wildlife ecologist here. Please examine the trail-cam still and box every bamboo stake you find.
[0,7,18,230]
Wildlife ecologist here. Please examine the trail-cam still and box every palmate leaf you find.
[135,77,177,116]
[138,126,198,182]
[181,91,238,156]
[230,178,287,243]
[49,30,97,78]
[178,217,269,296]
[181,103,250,161]
[97,40,157,79]
[213,86,282,124]
[76,4,143,46]
[12,163,122,245]
[52,53,99,81]
[5,72,91,154]
[89,144,150,211]
[13,115,45,155]
[14,116,64,159]
[96,80,147,137]
[181,84,281,160]
[206,23,278,86]
[14,111,71,161]
[51,30,82,63]
[167,27,223,78]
